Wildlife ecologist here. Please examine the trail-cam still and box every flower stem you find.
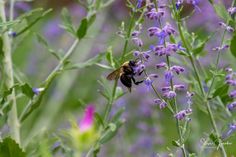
[0,1,20,144]
[170,1,228,155]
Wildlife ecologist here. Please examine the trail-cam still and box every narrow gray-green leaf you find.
[77,18,88,39]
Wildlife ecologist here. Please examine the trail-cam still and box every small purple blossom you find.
[8,30,17,38]
[225,67,233,73]
[151,45,166,56]
[175,108,192,120]
[32,87,45,95]
[222,123,236,139]
[79,105,95,132]
[212,45,229,51]
[170,65,185,75]
[219,22,234,33]
[145,8,164,20]
[156,62,167,69]
[228,7,236,15]
[176,0,183,10]
[159,101,167,109]
[227,102,236,111]
[148,74,158,78]
[133,50,141,57]
[163,90,176,99]
[144,77,153,90]
[164,70,174,85]
[229,90,236,98]
[161,86,171,92]
[174,84,185,90]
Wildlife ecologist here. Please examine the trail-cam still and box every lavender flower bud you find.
[229,90,236,98]
[222,123,236,139]
[8,30,17,38]
[156,62,167,69]
[175,108,192,120]
[154,98,162,104]
[163,90,176,99]
[161,86,171,92]
[144,77,153,90]
[151,45,165,56]
[159,101,167,109]
[225,67,233,73]
[145,8,164,20]
[228,7,236,15]
[147,27,162,37]
[162,24,176,36]
[170,65,185,75]
[174,84,185,90]
[133,51,141,57]
[176,0,183,10]
[149,74,158,78]
[225,79,236,86]
[32,87,45,95]
[227,102,236,111]
[164,70,174,84]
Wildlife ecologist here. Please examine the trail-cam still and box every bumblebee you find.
[106,60,143,92]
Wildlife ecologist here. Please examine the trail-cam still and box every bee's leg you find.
[131,76,143,85]
[138,70,144,76]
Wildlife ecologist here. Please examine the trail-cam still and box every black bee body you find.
[107,60,143,92]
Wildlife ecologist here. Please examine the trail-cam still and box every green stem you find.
[171,0,228,155]
[0,1,20,144]
[103,9,137,123]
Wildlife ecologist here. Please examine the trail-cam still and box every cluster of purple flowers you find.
[131,1,194,121]
[225,68,236,111]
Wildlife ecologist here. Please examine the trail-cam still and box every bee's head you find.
[129,60,136,67]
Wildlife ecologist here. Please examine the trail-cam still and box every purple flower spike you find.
[229,90,236,98]
[228,7,236,15]
[170,65,185,75]
[79,105,95,132]
[156,62,167,69]
[227,102,236,111]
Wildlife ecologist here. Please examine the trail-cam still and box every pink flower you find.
[79,105,95,132]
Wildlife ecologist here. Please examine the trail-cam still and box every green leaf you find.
[108,123,116,132]
[230,35,236,58]
[76,18,88,39]
[111,107,125,123]
[88,14,96,26]
[17,9,52,37]
[213,4,230,21]
[106,46,115,68]
[94,112,105,128]
[99,119,124,144]
[36,33,48,47]
[21,83,34,99]
[60,8,76,35]
[212,84,229,98]
[0,137,26,157]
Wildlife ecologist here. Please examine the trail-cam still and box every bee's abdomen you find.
[120,74,132,88]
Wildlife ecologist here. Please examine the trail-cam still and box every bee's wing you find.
[106,68,121,80]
